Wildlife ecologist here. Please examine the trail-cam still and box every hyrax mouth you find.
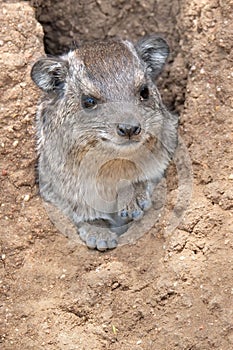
[101,130,156,152]
[116,133,156,150]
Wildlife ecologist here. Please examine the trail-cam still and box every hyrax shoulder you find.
[31,35,178,251]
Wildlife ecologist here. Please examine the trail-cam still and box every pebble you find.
[179,256,186,260]
[23,194,30,202]
[190,65,196,72]
[2,169,8,176]
[12,140,18,148]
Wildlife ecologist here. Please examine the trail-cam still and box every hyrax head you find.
[31,35,170,150]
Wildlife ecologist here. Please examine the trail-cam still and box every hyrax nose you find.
[117,123,141,137]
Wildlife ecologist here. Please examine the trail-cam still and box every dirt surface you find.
[1,1,233,349]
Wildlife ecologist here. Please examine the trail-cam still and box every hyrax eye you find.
[139,85,150,101]
[81,95,98,110]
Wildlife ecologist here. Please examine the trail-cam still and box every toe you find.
[120,209,128,218]
[131,209,143,220]
[86,236,97,249]
[137,197,152,211]
[79,227,87,242]
[108,238,118,249]
[96,239,108,251]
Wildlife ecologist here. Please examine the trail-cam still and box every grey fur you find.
[135,35,170,79]
[31,35,178,251]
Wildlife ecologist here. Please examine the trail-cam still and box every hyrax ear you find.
[31,56,68,92]
[135,35,170,79]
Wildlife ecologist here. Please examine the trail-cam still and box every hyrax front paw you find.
[118,182,152,221]
[119,198,144,221]
[78,223,118,251]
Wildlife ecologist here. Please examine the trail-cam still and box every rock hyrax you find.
[31,35,178,251]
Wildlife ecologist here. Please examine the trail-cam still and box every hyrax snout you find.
[31,35,178,251]
[116,123,141,137]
